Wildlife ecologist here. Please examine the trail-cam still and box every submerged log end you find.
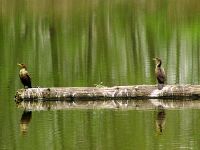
[15,88,55,103]
[15,89,24,103]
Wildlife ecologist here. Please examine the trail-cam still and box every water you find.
[3,108,200,150]
[1,0,200,149]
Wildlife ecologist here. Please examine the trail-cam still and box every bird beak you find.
[153,58,156,61]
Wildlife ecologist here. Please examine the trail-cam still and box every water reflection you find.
[155,105,166,134]
[16,99,200,111]
[20,111,32,135]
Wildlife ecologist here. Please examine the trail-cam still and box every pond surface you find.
[1,0,200,149]
[3,104,200,150]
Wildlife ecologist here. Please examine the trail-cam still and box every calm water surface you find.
[1,0,200,149]
[3,107,200,150]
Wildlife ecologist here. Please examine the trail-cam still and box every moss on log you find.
[15,85,200,103]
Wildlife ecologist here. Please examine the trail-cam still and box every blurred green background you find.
[1,0,200,149]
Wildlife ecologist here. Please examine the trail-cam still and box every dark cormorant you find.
[153,58,165,90]
[18,63,32,88]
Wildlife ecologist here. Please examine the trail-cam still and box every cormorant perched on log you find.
[153,57,165,90]
[18,63,32,88]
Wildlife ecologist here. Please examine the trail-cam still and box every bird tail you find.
[158,84,164,90]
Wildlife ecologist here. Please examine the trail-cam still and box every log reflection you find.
[16,99,200,111]
[155,105,166,134]
[20,111,32,135]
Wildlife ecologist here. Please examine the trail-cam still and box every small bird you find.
[153,57,165,90]
[18,63,32,88]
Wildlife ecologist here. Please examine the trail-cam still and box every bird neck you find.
[20,68,27,76]
[157,61,162,67]
[21,68,27,71]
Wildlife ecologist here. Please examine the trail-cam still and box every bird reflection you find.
[20,111,32,135]
[155,105,166,134]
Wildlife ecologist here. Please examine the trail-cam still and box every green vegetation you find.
[1,0,200,88]
[1,0,200,149]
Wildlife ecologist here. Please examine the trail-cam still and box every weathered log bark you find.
[15,85,200,103]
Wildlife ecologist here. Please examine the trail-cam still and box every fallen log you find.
[15,85,200,103]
